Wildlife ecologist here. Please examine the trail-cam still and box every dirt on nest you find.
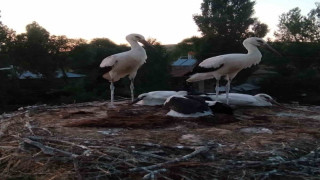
[0,101,319,180]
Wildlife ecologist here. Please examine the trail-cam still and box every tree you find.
[0,11,15,67]
[135,39,170,92]
[249,20,269,38]
[274,3,320,42]
[191,0,268,59]
[49,35,72,81]
[11,22,57,78]
[171,36,204,60]
[193,0,268,41]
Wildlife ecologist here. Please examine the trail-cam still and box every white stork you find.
[99,33,151,107]
[204,93,280,107]
[186,37,281,104]
[131,90,188,106]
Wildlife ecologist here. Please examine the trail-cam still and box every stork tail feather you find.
[130,95,146,105]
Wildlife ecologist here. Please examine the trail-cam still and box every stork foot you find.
[108,103,116,109]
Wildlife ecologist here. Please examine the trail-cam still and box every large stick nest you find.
[0,101,319,179]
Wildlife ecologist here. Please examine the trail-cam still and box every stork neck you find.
[127,39,142,49]
[243,42,262,56]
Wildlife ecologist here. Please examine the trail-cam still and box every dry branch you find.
[21,138,78,158]
[129,143,217,172]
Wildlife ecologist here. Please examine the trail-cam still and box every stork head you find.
[244,37,281,56]
[255,93,281,106]
[126,33,152,47]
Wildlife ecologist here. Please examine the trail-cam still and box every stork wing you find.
[185,55,225,76]
[216,93,256,106]
[100,55,117,68]
[199,55,226,69]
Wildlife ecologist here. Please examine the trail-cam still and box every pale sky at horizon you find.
[0,0,319,45]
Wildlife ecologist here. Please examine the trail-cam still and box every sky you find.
[0,0,319,45]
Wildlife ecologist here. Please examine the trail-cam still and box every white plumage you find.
[205,93,278,107]
[133,91,188,106]
[99,33,151,107]
[186,37,280,104]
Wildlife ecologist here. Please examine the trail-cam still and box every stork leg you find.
[225,79,232,105]
[215,79,220,101]
[130,78,135,102]
[109,82,115,107]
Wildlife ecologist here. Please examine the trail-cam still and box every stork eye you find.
[135,36,141,39]
[257,40,264,44]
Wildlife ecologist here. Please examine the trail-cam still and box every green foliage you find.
[170,36,204,60]
[274,3,320,42]
[260,42,320,103]
[135,39,170,93]
[250,21,269,38]
[0,16,15,67]
[193,0,268,41]
[182,0,269,62]
[10,22,57,78]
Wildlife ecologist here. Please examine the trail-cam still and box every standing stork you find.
[99,33,151,107]
[186,37,281,104]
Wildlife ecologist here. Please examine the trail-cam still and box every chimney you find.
[188,51,194,59]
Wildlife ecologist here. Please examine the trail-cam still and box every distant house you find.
[169,52,197,90]
[170,52,197,77]
[18,71,85,79]
[0,66,85,79]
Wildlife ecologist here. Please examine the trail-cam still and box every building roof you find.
[18,71,43,79]
[171,56,198,77]
[0,66,86,79]
[172,57,197,66]
[18,71,86,79]
[56,71,86,78]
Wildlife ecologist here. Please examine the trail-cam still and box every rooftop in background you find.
[171,56,197,66]
[18,71,86,79]
[171,53,197,77]
[0,66,86,79]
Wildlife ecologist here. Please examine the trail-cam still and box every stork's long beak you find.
[269,99,283,107]
[139,39,154,49]
[263,43,282,56]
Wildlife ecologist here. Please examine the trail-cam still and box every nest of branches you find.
[0,101,319,179]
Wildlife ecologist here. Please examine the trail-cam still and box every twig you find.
[132,150,172,161]
[21,138,78,158]
[130,144,216,172]
[25,121,35,135]
[142,168,167,180]
[27,136,113,160]
[73,158,83,180]
[96,166,111,175]
[140,142,195,151]
[253,169,278,180]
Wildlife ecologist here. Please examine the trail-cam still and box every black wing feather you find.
[96,66,113,81]
[166,97,210,114]
[130,95,146,105]
[184,63,224,76]
[209,102,233,115]
[184,95,207,103]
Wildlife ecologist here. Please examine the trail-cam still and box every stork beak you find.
[263,43,282,56]
[269,99,283,107]
[138,39,154,49]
